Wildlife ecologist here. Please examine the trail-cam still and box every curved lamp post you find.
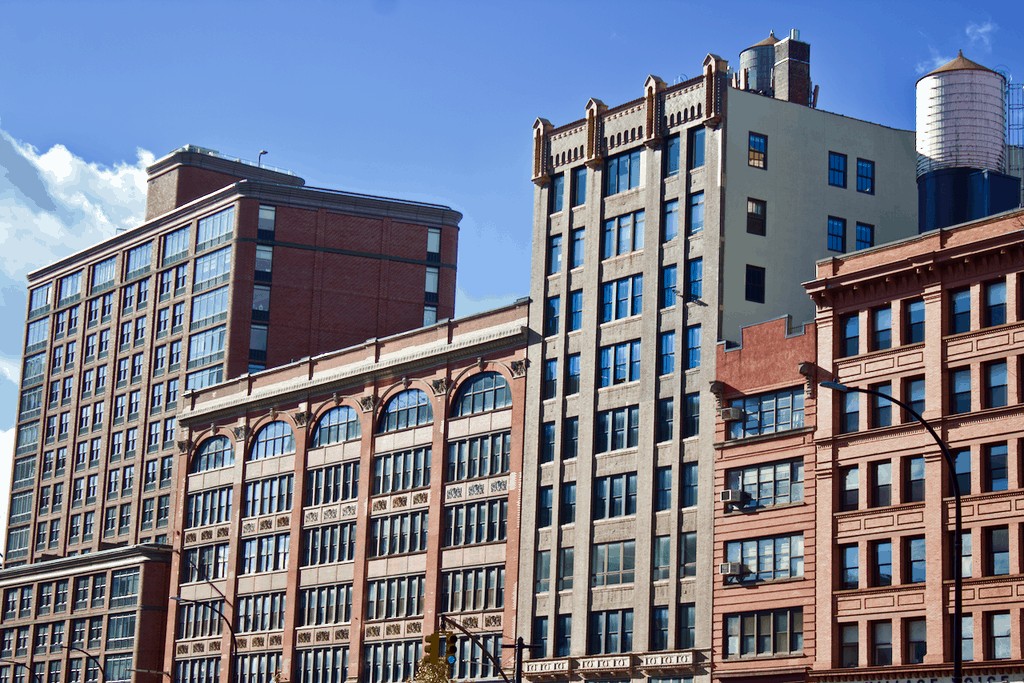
[170,596,236,681]
[821,380,962,683]
[0,658,42,683]
[63,644,106,682]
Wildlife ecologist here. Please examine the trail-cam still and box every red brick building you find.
[713,317,818,683]
[165,302,528,683]
[806,208,1024,681]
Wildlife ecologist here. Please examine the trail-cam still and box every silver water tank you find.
[916,51,1007,176]
[739,31,778,95]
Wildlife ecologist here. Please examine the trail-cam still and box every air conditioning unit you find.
[720,489,746,505]
[720,406,744,421]
[719,562,745,576]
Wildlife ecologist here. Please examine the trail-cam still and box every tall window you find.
[873,541,892,586]
[688,191,704,234]
[565,354,581,395]
[984,280,1006,327]
[872,621,892,665]
[827,216,846,252]
[747,198,766,236]
[312,406,360,447]
[840,624,859,667]
[547,235,562,276]
[871,461,892,507]
[570,229,585,268]
[872,307,892,350]
[857,158,875,194]
[904,298,925,344]
[572,167,587,207]
[984,361,1008,408]
[988,527,1010,576]
[949,368,971,414]
[686,325,701,369]
[840,544,859,589]
[985,443,1009,492]
[543,359,558,399]
[870,382,892,428]
[686,257,703,300]
[658,332,675,375]
[664,135,680,176]
[745,265,765,303]
[569,289,583,331]
[605,150,642,196]
[904,456,925,503]
[840,313,859,357]
[906,537,926,583]
[661,265,677,308]
[688,126,706,169]
[663,200,679,241]
[840,391,859,434]
[839,466,858,511]
[855,222,875,250]
[249,421,295,461]
[379,389,432,432]
[828,152,847,187]
[954,448,972,495]
[549,174,564,213]
[748,132,767,169]
[949,288,971,334]
[989,612,1011,659]
[683,392,700,437]
[588,609,634,654]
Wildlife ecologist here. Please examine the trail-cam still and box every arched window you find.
[249,421,295,461]
[313,406,361,447]
[452,372,511,417]
[378,389,433,433]
[190,436,234,473]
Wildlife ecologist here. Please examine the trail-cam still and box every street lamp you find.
[63,644,106,682]
[257,150,269,168]
[170,596,236,681]
[821,380,963,683]
[0,658,42,683]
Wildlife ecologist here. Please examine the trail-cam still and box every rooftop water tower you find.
[739,29,815,106]
[916,51,1021,231]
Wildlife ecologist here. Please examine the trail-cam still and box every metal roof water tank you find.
[916,51,1007,177]
[740,31,778,95]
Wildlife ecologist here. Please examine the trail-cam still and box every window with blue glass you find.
[728,388,805,439]
[840,313,859,357]
[856,158,875,194]
[827,216,847,252]
[540,422,556,463]
[665,135,680,176]
[828,152,847,187]
[543,359,558,400]
[657,398,674,442]
[686,325,701,370]
[602,211,645,259]
[949,288,971,334]
[547,235,562,276]
[904,299,925,344]
[572,167,587,207]
[568,290,583,331]
[655,467,672,511]
[663,200,679,242]
[984,280,1006,327]
[745,265,765,304]
[544,296,560,336]
[683,392,700,437]
[747,132,767,169]
[379,389,433,432]
[855,222,874,250]
[570,228,585,268]
[658,332,675,375]
[601,274,643,323]
[840,392,859,434]
[949,367,971,414]
[871,307,891,351]
[566,354,581,395]
[661,265,677,308]
[871,382,892,428]
[905,376,925,418]
[605,149,641,196]
[689,126,705,169]
[598,340,641,387]
[550,174,564,213]
[686,258,703,300]
[985,443,1009,492]
[688,192,704,234]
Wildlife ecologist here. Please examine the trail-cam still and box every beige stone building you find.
[518,31,919,683]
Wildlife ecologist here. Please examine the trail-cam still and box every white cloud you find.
[0,130,153,432]
[966,20,997,52]
[915,47,955,75]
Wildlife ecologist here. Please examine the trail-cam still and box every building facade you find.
[165,303,528,683]
[518,31,918,683]
[2,145,461,682]
[806,208,1024,682]
[0,544,170,683]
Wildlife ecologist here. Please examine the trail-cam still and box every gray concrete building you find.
[517,31,919,683]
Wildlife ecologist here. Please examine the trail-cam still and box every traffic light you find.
[423,631,440,662]
[443,631,458,665]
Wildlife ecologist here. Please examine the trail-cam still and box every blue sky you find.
[0,0,1021,522]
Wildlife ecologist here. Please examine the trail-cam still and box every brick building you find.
[165,302,527,682]
[2,145,460,681]
[806,208,1024,682]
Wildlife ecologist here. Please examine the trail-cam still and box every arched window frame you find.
[312,406,361,447]
[249,420,295,461]
[190,435,234,473]
[451,371,512,417]
[378,389,433,433]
